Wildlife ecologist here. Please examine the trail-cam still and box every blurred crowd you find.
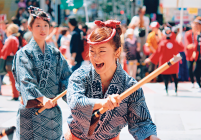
[120,7,201,95]
[0,5,201,100]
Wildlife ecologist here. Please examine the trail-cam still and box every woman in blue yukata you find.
[64,20,160,140]
[12,6,72,140]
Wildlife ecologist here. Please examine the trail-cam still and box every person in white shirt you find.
[60,27,71,59]
[130,6,150,61]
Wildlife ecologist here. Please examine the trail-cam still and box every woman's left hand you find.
[145,135,160,140]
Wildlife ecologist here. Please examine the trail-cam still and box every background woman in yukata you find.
[12,6,72,140]
[64,20,160,140]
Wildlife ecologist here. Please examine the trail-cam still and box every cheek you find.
[102,53,115,63]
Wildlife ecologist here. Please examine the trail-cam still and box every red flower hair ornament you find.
[87,20,121,45]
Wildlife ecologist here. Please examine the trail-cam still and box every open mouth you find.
[96,63,104,69]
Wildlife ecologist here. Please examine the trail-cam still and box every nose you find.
[93,53,100,59]
[41,26,45,31]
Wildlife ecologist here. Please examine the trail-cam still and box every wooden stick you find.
[35,89,67,115]
[88,54,182,136]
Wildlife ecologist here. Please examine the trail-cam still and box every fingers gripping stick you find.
[35,90,67,115]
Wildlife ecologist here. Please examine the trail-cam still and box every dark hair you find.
[18,30,23,47]
[61,28,69,35]
[16,8,24,18]
[28,11,50,27]
[11,16,20,25]
[89,25,122,51]
[68,16,78,27]
[82,25,88,32]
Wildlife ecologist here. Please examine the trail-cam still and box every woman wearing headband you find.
[12,6,72,139]
[64,20,159,140]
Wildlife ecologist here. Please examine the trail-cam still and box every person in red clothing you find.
[145,27,184,95]
[184,18,200,88]
[191,17,201,91]
[0,24,20,100]
[0,40,3,95]
[81,25,90,65]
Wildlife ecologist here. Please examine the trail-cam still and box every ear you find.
[28,25,32,32]
[115,47,122,59]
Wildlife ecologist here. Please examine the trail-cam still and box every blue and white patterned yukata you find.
[66,62,157,140]
[12,38,72,140]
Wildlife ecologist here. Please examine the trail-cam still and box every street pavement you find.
[0,76,201,140]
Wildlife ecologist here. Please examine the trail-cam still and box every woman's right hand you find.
[43,97,56,109]
[101,94,121,110]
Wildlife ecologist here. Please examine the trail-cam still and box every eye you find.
[90,50,94,52]
[100,51,106,52]
[45,24,48,27]
[36,25,40,27]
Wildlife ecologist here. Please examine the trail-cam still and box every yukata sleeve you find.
[12,51,43,107]
[67,70,99,135]
[58,54,72,102]
[127,87,157,140]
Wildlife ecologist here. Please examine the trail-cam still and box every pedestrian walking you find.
[0,23,20,100]
[63,20,159,140]
[130,6,150,62]
[68,16,84,71]
[124,28,140,79]
[190,17,201,91]
[81,24,91,65]
[145,21,162,81]
[60,27,71,60]
[0,40,3,95]
[12,6,72,139]
[145,27,184,95]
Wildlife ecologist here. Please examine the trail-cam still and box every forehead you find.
[33,18,49,24]
[90,42,113,49]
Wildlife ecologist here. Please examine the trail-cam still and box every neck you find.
[100,62,117,83]
[139,14,143,18]
[34,37,45,53]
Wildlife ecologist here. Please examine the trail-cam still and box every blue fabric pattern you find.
[12,38,72,140]
[66,62,157,140]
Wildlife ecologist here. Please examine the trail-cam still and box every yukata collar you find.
[29,38,49,54]
[91,60,125,91]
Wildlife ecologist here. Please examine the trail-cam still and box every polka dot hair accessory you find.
[87,20,121,45]
[28,6,50,21]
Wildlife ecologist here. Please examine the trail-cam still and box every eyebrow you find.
[99,47,106,49]
[35,22,48,24]
[90,46,106,49]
